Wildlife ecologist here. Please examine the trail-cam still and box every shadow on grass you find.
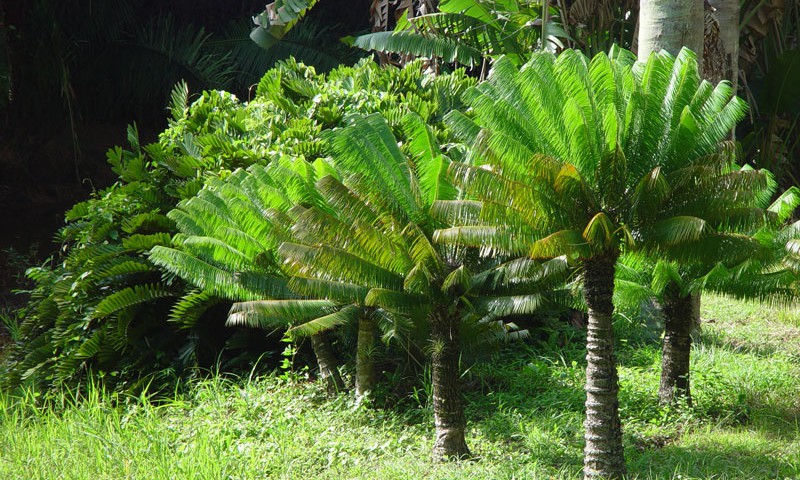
[698,328,800,363]
[628,438,798,479]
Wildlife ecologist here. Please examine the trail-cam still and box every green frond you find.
[287,277,370,304]
[90,259,154,286]
[529,230,590,260]
[250,0,321,51]
[288,305,361,337]
[582,212,617,250]
[315,175,380,226]
[402,113,457,206]
[630,166,670,221]
[434,225,527,257]
[92,284,174,319]
[169,290,224,329]
[594,146,627,210]
[403,222,445,277]
[226,299,337,329]
[364,288,429,317]
[349,31,483,67]
[403,263,434,295]
[179,235,256,273]
[75,329,105,360]
[278,242,405,291]
[475,293,545,319]
[769,186,800,224]
[430,200,483,227]
[442,265,472,295]
[323,114,419,222]
[613,279,654,313]
[122,232,173,252]
[644,216,708,248]
[149,246,288,300]
[169,80,189,122]
[659,233,766,266]
[650,261,683,295]
[443,110,481,145]
[374,309,416,344]
[121,212,175,235]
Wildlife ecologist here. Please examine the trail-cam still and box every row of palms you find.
[151,47,798,479]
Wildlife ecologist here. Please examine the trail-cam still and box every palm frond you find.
[288,277,370,304]
[250,0,321,51]
[288,305,361,337]
[349,31,483,67]
[227,299,337,329]
[92,284,174,319]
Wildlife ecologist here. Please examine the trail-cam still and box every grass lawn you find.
[1,294,799,479]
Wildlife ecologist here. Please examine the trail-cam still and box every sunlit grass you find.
[1,293,798,479]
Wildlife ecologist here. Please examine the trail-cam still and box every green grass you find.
[1,294,799,479]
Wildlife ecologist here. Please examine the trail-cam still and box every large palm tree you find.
[435,47,770,478]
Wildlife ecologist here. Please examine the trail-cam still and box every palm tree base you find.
[355,311,378,402]
[432,427,470,460]
[431,310,470,460]
[310,333,345,396]
[658,289,696,407]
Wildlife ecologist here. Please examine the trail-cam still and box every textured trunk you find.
[430,310,470,460]
[583,252,626,480]
[310,333,345,396]
[707,0,739,90]
[355,311,378,402]
[658,286,697,406]
[689,292,701,341]
[638,0,704,71]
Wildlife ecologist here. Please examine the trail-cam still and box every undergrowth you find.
[1,294,798,479]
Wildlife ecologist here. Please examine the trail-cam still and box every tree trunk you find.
[706,0,739,91]
[310,333,345,396]
[430,310,470,460]
[582,252,626,480]
[355,310,378,402]
[689,291,701,341]
[658,286,697,406]
[638,0,704,71]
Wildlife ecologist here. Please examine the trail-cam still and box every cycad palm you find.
[617,186,800,406]
[149,157,350,394]
[437,47,770,479]
[277,112,569,458]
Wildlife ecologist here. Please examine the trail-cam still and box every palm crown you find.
[438,47,771,262]
[434,46,772,479]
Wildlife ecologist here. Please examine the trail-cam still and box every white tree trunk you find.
[638,0,704,69]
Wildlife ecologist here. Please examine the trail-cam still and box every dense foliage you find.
[0,59,476,393]
[3,1,800,472]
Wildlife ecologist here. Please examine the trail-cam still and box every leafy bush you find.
[1,58,476,394]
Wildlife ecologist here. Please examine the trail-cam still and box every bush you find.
[1,58,475,394]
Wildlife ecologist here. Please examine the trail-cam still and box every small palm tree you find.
[436,47,770,479]
[275,112,570,458]
[616,185,800,406]
[149,157,350,394]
